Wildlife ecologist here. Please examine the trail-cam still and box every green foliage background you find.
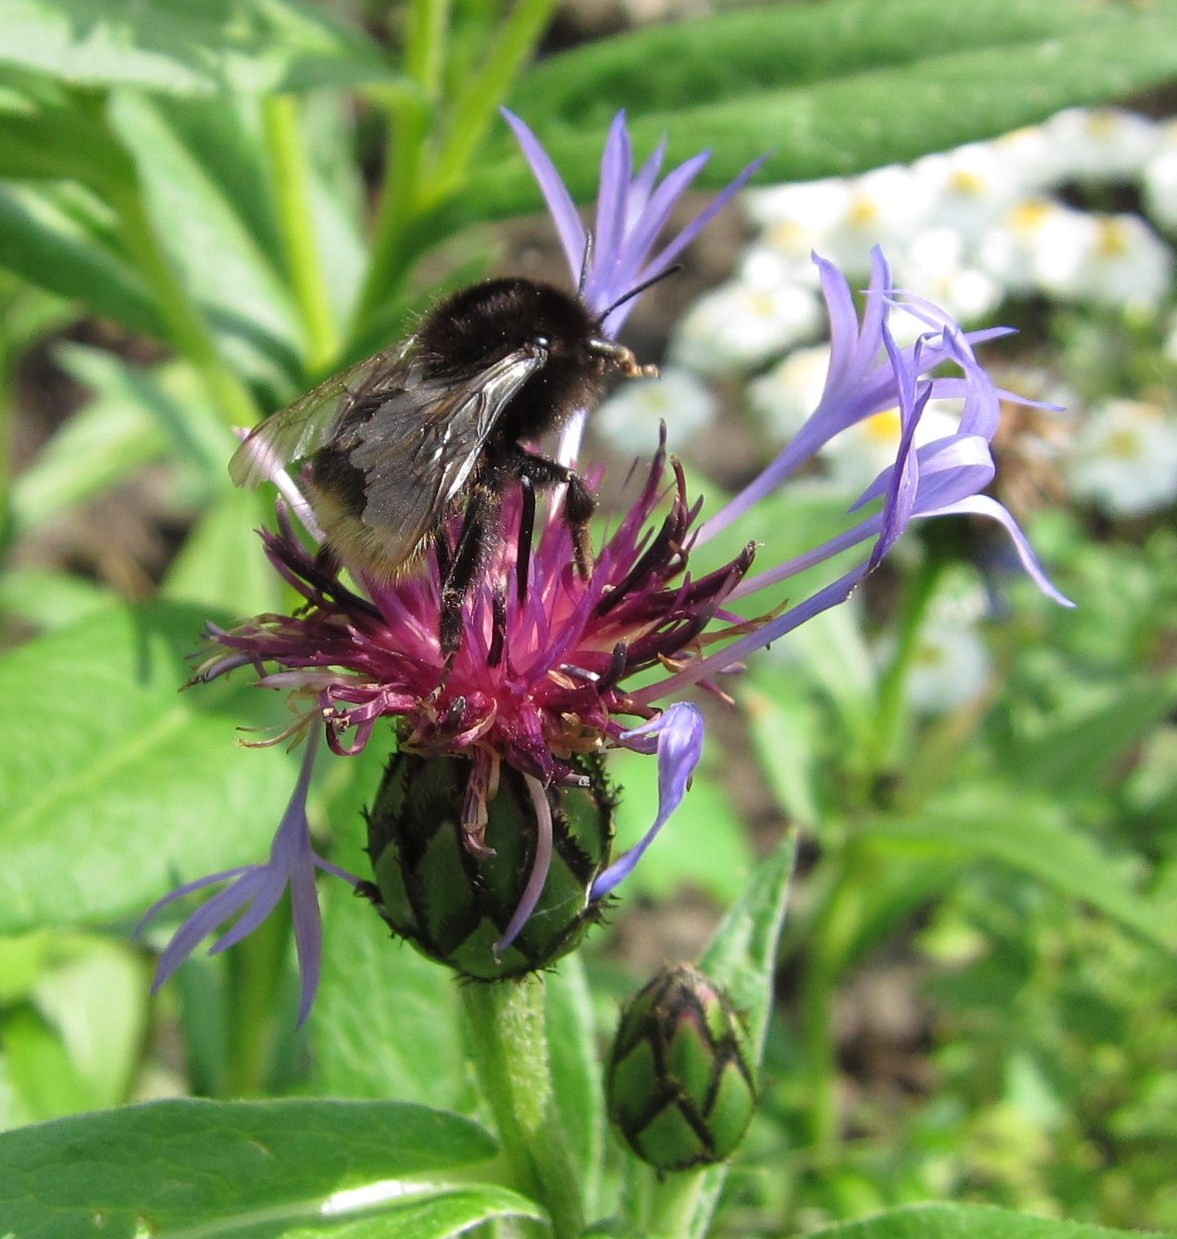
[0,1,1175,1236]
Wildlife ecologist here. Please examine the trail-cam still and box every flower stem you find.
[427,0,557,205]
[354,0,447,329]
[111,183,260,430]
[355,0,556,330]
[642,1167,711,1238]
[262,94,340,374]
[800,841,870,1158]
[354,90,430,330]
[460,975,584,1239]
[869,555,945,774]
[224,905,291,1096]
[405,0,450,93]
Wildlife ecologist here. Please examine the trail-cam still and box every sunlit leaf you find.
[0,1098,508,1238]
[0,0,402,96]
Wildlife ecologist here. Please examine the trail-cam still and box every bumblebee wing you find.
[350,345,545,560]
[228,343,410,490]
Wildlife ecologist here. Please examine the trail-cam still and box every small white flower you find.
[978,198,1096,298]
[1071,213,1174,312]
[903,619,993,715]
[747,166,928,281]
[747,345,831,442]
[743,175,852,231]
[909,142,1026,242]
[1065,398,1177,517]
[983,201,1172,312]
[972,111,1174,311]
[1040,107,1159,183]
[669,279,823,375]
[1142,147,1177,233]
[593,367,717,455]
[891,226,1005,330]
[989,124,1063,194]
[738,241,821,292]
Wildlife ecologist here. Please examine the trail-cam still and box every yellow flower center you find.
[863,408,902,444]
[849,196,880,228]
[949,169,986,197]
[1095,218,1130,259]
[1106,427,1143,460]
[1010,200,1053,234]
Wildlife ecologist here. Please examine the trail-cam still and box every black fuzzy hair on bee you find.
[230,276,661,656]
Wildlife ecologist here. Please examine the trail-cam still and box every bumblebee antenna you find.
[578,231,594,296]
[597,264,683,324]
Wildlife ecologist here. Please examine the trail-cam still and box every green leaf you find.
[296,90,367,337]
[11,345,234,533]
[2,1005,95,1122]
[0,102,136,195]
[1004,674,1177,796]
[138,92,289,289]
[0,180,162,337]
[25,935,147,1112]
[0,0,402,95]
[309,873,470,1112]
[0,266,75,361]
[2,934,148,1122]
[8,360,166,531]
[699,834,797,1062]
[807,1202,1175,1239]
[0,1098,505,1238]
[0,568,115,634]
[609,747,754,905]
[305,739,471,1109]
[461,0,1177,216]
[108,91,305,396]
[279,1185,544,1238]
[0,932,56,1002]
[743,668,823,830]
[802,850,961,979]
[0,601,301,934]
[162,486,289,617]
[863,787,1176,953]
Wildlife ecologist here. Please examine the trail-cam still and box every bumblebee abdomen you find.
[305,451,427,579]
[309,444,367,522]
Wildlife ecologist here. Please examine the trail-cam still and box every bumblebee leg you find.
[488,586,508,668]
[563,472,596,579]
[515,474,536,604]
[440,484,501,655]
[514,451,596,578]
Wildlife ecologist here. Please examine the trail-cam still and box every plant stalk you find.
[460,975,584,1239]
[112,184,260,430]
[262,94,340,374]
[224,906,291,1096]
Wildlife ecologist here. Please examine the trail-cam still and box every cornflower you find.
[140,112,1070,1020]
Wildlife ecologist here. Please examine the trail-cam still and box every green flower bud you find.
[606,964,756,1172]
[363,752,615,978]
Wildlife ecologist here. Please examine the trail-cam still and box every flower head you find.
[136,733,358,1025]
[146,113,1070,1014]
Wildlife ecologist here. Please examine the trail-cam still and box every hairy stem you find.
[460,976,584,1239]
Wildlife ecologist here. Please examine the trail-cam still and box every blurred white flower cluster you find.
[596,105,1177,523]
[591,106,1177,716]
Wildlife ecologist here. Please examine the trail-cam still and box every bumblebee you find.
[231,278,656,653]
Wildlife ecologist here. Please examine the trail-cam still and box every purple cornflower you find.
[140,112,1069,1018]
[136,732,356,1024]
